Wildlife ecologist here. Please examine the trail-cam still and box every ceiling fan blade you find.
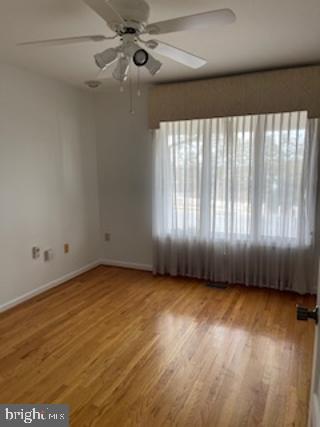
[83,0,125,28]
[17,35,113,47]
[146,40,207,69]
[145,8,236,35]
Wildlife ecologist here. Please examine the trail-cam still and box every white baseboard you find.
[101,258,152,272]
[0,259,152,314]
[0,260,100,313]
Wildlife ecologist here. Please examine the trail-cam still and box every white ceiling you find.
[0,0,319,88]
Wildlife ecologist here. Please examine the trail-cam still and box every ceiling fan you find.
[18,0,236,83]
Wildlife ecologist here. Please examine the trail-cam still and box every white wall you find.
[0,64,101,309]
[95,85,153,269]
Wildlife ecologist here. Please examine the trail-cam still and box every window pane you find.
[157,111,309,246]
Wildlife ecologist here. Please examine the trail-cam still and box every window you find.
[154,111,314,247]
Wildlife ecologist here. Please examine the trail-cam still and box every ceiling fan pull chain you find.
[137,67,141,97]
[129,68,135,115]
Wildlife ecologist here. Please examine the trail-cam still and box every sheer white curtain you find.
[153,112,319,294]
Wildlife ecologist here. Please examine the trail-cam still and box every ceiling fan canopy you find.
[18,0,236,83]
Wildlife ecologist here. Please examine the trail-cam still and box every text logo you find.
[0,405,69,426]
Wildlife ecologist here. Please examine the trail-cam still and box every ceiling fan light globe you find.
[145,54,162,76]
[133,49,149,67]
[94,47,118,69]
[122,41,140,58]
[113,57,130,82]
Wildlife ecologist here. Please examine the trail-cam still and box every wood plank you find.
[0,266,316,426]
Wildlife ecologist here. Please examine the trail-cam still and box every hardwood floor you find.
[0,266,316,427]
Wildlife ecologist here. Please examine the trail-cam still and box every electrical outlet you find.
[105,233,111,242]
[64,243,70,254]
[32,246,40,259]
[44,249,54,262]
